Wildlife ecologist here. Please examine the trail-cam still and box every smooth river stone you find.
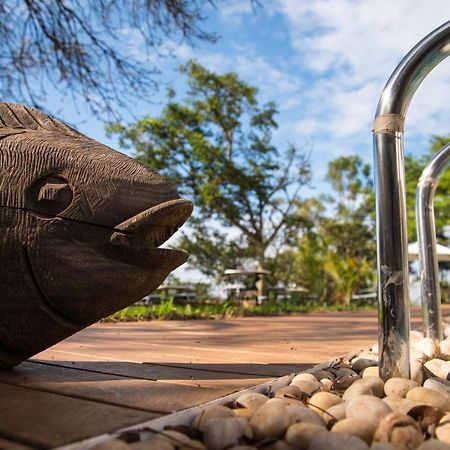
[286,404,326,427]
[233,408,254,419]
[290,379,322,395]
[320,378,333,390]
[310,369,335,381]
[308,432,369,450]
[335,367,358,378]
[285,422,327,449]
[411,330,425,341]
[417,439,450,449]
[373,412,423,450]
[411,360,425,385]
[406,387,450,412]
[436,414,450,444]
[384,378,420,398]
[92,440,131,450]
[425,359,449,379]
[441,339,450,358]
[351,357,378,374]
[323,402,347,426]
[193,405,235,431]
[132,436,174,450]
[341,382,373,400]
[416,337,440,358]
[235,392,268,410]
[204,418,250,450]
[362,366,380,378]
[249,401,291,440]
[291,372,318,383]
[308,392,343,418]
[424,378,450,398]
[352,376,385,397]
[275,384,303,400]
[346,395,392,424]
[371,444,396,450]
[383,395,417,415]
[331,417,377,444]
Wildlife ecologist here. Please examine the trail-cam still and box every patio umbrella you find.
[408,241,450,262]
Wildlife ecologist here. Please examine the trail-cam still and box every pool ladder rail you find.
[374,21,450,380]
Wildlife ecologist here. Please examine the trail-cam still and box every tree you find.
[108,60,311,277]
[271,156,376,304]
[0,0,224,119]
[405,135,450,242]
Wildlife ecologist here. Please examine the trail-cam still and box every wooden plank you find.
[0,383,156,449]
[32,355,304,378]
[0,362,267,413]
[0,438,34,450]
[58,375,295,450]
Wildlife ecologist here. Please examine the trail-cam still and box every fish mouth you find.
[110,198,193,265]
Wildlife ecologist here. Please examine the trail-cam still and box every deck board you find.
[0,383,156,449]
[0,361,268,414]
[0,438,35,450]
[5,309,438,449]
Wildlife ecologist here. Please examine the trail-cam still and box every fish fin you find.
[0,103,82,137]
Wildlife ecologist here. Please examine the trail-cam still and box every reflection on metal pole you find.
[374,21,450,380]
[417,144,450,343]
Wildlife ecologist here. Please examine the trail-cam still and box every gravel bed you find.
[89,330,450,450]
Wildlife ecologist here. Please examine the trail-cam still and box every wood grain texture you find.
[0,103,193,368]
[0,361,262,413]
[0,382,157,448]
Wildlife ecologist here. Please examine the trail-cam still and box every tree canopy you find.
[108,60,311,277]
[405,135,450,242]
[270,155,376,305]
[0,0,222,118]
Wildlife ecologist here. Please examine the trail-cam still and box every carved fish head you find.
[0,103,192,367]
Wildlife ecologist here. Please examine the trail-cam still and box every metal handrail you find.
[417,144,450,343]
[374,21,450,380]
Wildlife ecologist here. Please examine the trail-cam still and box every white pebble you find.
[235,392,268,410]
[203,418,250,450]
[384,378,419,397]
[416,337,440,358]
[308,392,343,418]
[291,372,318,383]
[362,366,380,378]
[285,422,327,448]
[440,339,450,358]
[346,395,392,425]
[342,382,373,400]
[352,377,385,397]
[406,387,450,412]
[192,405,234,431]
[249,401,291,440]
[424,378,450,398]
[331,417,376,444]
[417,439,450,449]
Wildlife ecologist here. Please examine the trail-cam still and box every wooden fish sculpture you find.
[0,103,193,368]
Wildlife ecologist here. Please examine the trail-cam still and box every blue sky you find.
[47,1,450,191]
[29,1,450,281]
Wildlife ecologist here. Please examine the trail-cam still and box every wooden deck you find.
[0,309,439,449]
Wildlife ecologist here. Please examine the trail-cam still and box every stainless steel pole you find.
[374,21,450,380]
[416,144,450,343]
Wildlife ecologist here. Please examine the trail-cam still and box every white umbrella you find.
[408,241,450,262]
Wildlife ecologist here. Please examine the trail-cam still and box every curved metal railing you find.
[416,144,450,343]
[374,21,450,380]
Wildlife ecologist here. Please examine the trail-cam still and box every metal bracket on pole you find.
[374,21,450,380]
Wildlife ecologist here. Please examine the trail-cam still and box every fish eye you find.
[25,175,74,216]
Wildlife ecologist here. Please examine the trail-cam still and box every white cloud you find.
[276,0,450,150]
[218,0,254,22]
